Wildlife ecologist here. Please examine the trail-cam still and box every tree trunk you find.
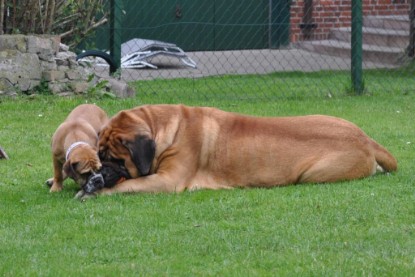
[45,0,55,33]
[0,0,4,35]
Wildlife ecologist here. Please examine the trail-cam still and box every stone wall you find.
[0,35,134,97]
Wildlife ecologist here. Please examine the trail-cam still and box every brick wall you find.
[290,0,410,42]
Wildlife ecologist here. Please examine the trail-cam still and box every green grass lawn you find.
[0,71,414,276]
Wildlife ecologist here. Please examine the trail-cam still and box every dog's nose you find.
[84,173,104,193]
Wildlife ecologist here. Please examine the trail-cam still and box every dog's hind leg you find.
[297,151,376,184]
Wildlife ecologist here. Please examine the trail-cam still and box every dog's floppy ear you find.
[63,161,78,179]
[123,136,155,176]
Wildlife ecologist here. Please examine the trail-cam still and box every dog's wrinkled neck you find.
[65,141,90,161]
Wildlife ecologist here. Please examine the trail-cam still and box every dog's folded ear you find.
[63,161,78,179]
[122,136,155,176]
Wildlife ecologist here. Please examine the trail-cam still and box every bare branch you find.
[4,0,108,47]
[60,16,107,39]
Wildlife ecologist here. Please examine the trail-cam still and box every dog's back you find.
[65,104,108,133]
[188,108,398,188]
[52,104,108,157]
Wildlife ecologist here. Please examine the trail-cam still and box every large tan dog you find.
[46,104,108,192]
[91,104,397,196]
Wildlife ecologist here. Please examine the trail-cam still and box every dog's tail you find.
[371,139,397,172]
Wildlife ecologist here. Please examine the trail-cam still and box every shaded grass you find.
[0,70,414,276]
[133,69,415,101]
[134,71,351,101]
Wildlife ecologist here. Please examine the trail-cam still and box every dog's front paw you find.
[74,190,85,199]
[74,190,97,201]
[45,178,53,188]
[49,183,63,192]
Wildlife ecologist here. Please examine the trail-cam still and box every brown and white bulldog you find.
[46,104,108,192]
[81,104,397,197]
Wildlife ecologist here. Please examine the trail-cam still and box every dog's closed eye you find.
[99,161,131,187]
[109,158,125,166]
[98,151,106,160]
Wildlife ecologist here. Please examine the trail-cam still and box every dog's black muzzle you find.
[83,172,105,193]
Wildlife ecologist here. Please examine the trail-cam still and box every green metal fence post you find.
[351,0,363,94]
[408,0,415,57]
[109,0,122,74]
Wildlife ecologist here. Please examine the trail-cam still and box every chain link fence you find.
[81,0,415,100]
